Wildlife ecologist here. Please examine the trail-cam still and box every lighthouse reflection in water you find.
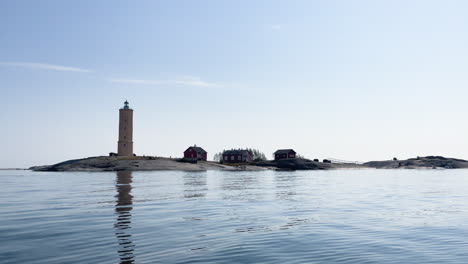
[114,171,135,264]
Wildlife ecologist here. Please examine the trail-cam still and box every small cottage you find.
[274,149,297,160]
[222,149,253,163]
[184,145,207,161]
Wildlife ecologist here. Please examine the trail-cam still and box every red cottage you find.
[222,149,253,163]
[184,146,207,161]
[274,149,297,160]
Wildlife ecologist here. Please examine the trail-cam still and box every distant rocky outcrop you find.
[364,156,468,169]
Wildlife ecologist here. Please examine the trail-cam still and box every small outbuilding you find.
[184,145,207,161]
[274,149,297,160]
[222,149,253,163]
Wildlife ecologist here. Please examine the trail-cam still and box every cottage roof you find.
[223,149,251,156]
[274,149,296,154]
[185,146,207,153]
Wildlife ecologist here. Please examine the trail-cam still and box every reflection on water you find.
[183,172,207,199]
[275,172,298,201]
[221,173,258,191]
[114,171,135,264]
[220,172,262,201]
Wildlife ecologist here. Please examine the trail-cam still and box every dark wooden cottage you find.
[222,149,253,163]
[274,149,297,160]
[184,145,207,161]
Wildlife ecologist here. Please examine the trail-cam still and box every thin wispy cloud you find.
[0,62,90,72]
[108,76,217,87]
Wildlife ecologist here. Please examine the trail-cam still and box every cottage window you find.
[224,156,228,161]
[231,156,234,161]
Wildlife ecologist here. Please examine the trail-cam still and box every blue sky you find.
[2,0,468,168]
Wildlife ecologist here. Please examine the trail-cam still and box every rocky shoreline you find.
[29,156,468,172]
[29,156,271,172]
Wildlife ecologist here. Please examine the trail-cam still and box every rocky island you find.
[30,156,351,172]
[364,156,468,169]
[29,156,468,172]
[27,156,358,172]
[30,156,269,172]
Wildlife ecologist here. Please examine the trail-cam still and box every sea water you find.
[1,169,468,263]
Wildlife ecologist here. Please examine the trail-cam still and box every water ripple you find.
[2,169,468,263]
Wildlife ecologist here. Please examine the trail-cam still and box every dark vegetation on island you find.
[213,148,267,163]
[255,158,361,170]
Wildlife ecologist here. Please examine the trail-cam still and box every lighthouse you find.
[117,100,134,156]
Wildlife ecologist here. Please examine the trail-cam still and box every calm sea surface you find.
[2,169,468,263]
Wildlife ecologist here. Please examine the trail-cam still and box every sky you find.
[2,0,468,168]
